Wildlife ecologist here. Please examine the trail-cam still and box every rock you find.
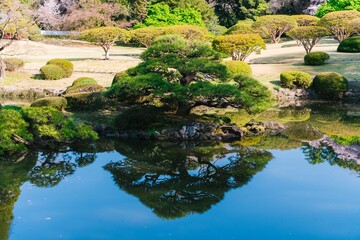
[220,125,244,141]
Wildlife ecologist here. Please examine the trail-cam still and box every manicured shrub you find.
[280,71,312,89]
[4,58,24,71]
[71,77,98,87]
[222,61,252,76]
[304,51,330,65]
[64,92,114,111]
[337,37,360,52]
[46,59,74,78]
[65,84,105,94]
[40,64,65,80]
[30,97,68,110]
[312,72,348,99]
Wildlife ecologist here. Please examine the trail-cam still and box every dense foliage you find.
[46,59,73,78]
[133,3,205,28]
[304,51,330,65]
[312,72,349,99]
[40,64,65,80]
[316,0,360,17]
[213,34,266,61]
[222,61,252,76]
[130,25,210,47]
[30,97,68,110]
[108,35,273,115]
[337,37,360,52]
[280,71,312,89]
[0,107,98,156]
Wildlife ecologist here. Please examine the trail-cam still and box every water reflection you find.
[104,141,273,219]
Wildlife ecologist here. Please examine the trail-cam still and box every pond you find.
[1,101,360,240]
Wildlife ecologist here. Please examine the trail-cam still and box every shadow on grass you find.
[32,74,43,80]
[270,80,281,86]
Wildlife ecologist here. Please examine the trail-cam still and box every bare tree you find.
[33,0,65,30]
[0,0,34,80]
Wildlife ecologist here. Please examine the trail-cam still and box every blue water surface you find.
[7,148,360,240]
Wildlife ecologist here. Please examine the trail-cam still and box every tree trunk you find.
[104,49,110,60]
[102,44,111,60]
[0,56,5,80]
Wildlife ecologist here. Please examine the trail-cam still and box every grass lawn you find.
[248,38,360,90]
[1,37,360,92]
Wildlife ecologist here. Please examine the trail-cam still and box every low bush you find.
[21,107,98,142]
[280,71,312,89]
[65,84,105,94]
[0,109,32,155]
[46,59,74,78]
[304,51,330,65]
[4,58,25,71]
[40,64,65,80]
[30,97,68,110]
[71,77,98,87]
[64,92,115,111]
[312,72,348,99]
[337,37,360,53]
[222,61,252,76]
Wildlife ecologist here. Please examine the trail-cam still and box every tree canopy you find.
[252,15,297,43]
[318,10,360,42]
[212,34,266,61]
[316,0,360,17]
[288,26,329,54]
[80,27,131,59]
[107,35,273,115]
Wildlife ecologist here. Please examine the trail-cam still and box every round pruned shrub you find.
[65,84,105,94]
[64,92,114,111]
[222,61,252,77]
[40,64,65,80]
[304,51,330,65]
[30,97,68,110]
[312,72,348,99]
[4,58,25,71]
[46,58,74,78]
[337,37,360,53]
[71,77,98,87]
[280,71,312,89]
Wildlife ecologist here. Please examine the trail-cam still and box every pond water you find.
[1,101,360,240]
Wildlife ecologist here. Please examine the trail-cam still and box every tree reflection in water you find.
[104,141,273,219]
[0,147,96,239]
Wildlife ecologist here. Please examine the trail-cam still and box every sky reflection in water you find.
[7,147,360,240]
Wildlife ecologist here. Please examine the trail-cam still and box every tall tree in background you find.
[130,0,148,23]
[207,0,270,28]
[269,0,311,14]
